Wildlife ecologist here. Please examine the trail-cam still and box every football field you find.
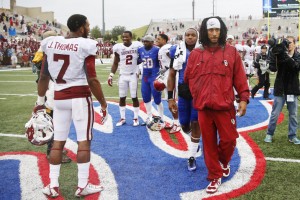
[0,65,300,200]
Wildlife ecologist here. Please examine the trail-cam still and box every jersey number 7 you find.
[54,54,70,84]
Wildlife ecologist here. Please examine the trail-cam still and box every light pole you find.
[192,0,195,21]
[212,0,215,16]
[102,0,105,36]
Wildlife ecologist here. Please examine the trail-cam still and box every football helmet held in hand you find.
[25,110,54,146]
[153,74,166,92]
[146,116,165,131]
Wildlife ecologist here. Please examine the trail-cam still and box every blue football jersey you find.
[138,46,160,77]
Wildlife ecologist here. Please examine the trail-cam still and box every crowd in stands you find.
[0,10,115,67]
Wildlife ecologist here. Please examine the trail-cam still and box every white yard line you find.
[0,93,36,96]
[0,81,36,83]
[265,157,300,163]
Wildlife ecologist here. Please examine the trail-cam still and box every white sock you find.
[133,106,139,119]
[157,102,164,120]
[119,106,126,119]
[77,162,90,188]
[49,164,61,188]
[145,102,152,119]
[189,141,199,158]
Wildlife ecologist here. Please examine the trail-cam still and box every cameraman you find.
[265,36,300,144]
[251,45,270,99]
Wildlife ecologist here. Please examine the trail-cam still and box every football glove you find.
[99,106,108,125]
[107,73,114,86]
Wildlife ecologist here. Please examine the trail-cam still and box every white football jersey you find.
[41,36,97,91]
[158,44,172,70]
[243,45,255,61]
[254,45,261,55]
[113,41,143,75]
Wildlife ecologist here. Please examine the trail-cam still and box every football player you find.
[32,30,71,164]
[108,31,143,127]
[167,28,201,171]
[156,34,181,133]
[242,39,255,89]
[138,35,164,124]
[37,14,108,198]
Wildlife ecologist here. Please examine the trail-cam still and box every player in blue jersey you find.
[138,35,164,126]
[167,28,201,171]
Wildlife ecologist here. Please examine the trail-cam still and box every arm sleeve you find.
[84,55,96,78]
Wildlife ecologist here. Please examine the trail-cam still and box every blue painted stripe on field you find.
[0,160,21,200]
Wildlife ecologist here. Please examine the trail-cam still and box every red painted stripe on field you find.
[160,129,188,151]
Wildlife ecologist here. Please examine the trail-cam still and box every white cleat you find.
[133,118,139,126]
[42,184,59,198]
[169,123,181,134]
[75,183,104,197]
[116,118,126,126]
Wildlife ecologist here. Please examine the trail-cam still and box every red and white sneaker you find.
[164,122,173,129]
[75,183,104,197]
[133,118,139,126]
[206,178,221,194]
[42,184,59,198]
[169,123,181,134]
[116,118,126,126]
[221,163,230,177]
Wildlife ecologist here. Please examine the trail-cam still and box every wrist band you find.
[109,73,114,77]
[37,96,45,105]
[168,91,174,100]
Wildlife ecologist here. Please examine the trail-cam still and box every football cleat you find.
[116,118,126,126]
[187,157,197,171]
[133,118,139,127]
[42,184,59,198]
[169,123,181,134]
[75,183,104,197]
[221,163,230,177]
[206,178,221,194]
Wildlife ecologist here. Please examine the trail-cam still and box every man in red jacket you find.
[184,16,249,194]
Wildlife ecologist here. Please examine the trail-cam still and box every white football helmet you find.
[146,116,165,131]
[25,110,54,146]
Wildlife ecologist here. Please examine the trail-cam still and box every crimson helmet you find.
[153,75,166,92]
[25,110,54,146]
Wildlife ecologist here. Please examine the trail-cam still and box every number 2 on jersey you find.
[126,55,133,65]
[53,54,70,84]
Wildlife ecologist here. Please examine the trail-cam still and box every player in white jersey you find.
[37,14,107,198]
[107,31,143,127]
[156,34,181,133]
[242,39,255,89]
[243,39,255,76]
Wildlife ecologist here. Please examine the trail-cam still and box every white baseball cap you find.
[207,18,221,29]
[227,35,234,40]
